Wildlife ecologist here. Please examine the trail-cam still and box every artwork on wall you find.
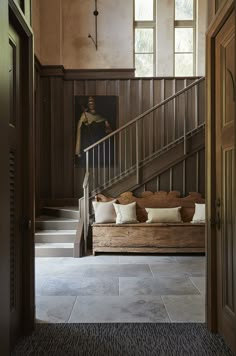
[75,95,117,166]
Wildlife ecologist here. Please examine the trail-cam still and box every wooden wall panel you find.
[40,77,51,199]
[185,154,197,193]
[63,81,74,198]
[50,77,64,198]
[35,68,205,208]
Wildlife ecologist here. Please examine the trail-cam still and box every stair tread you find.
[44,206,78,212]
[35,243,74,248]
[35,230,77,235]
[36,215,78,222]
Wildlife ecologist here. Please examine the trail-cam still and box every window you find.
[134,0,155,77]
[134,0,197,77]
[174,0,196,76]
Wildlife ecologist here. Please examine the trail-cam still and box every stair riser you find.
[42,208,79,220]
[35,234,76,243]
[35,221,78,230]
[35,248,74,257]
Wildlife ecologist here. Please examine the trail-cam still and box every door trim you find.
[9,0,35,337]
[206,0,235,332]
[0,0,10,354]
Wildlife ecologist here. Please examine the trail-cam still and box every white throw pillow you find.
[113,202,138,224]
[145,207,182,223]
[191,203,205,223]
[92,200,116,223]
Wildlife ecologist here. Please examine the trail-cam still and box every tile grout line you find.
[189,276,204,295]
[160,295,172,323]
[149,264,155,278]
[67,296,78,323]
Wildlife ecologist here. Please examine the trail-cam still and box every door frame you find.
[0,0,10,354]
[9,0,35,339]
[206,0,235,332]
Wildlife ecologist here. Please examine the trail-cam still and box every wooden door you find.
[8,17,35,348]
[215,10,236,353]
[9,24,24,348]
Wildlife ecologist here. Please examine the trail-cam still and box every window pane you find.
[135,28,153,53]
[175,0,193,20]
[175,28,193,52]
[175,53,193,76]
[135,0,154,21]
[135,54,154,77]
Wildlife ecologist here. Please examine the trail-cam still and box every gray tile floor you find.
[35,255,206,323]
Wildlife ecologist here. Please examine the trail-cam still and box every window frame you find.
[174,0,196,76]
[134,0,156,77]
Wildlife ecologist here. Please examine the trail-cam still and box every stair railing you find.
[82,77,205,252]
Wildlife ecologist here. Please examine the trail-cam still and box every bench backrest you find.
[95,191,205,222]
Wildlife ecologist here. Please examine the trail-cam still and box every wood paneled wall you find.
[35,61,205,212]
[134,149,205,198]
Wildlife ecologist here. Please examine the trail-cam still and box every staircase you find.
[35,207,79,257]
[79,77,206,255]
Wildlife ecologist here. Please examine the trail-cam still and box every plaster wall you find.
[40,0,62,65]
[32,0,41,60]
[32,0,206,75]
[62,0,133,69]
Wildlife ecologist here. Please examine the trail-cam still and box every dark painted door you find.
[215,9,236,354]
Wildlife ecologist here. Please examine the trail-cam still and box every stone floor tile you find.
[162,295,205,322]
[189,277,206,294]
[36,276,119,296]
[119,276,200,296]
[68,296,170,323]
[36,296,76,323]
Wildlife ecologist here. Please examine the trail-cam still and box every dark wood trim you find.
[38,64,135,79]
[206,0,234,333]
[9,0,33,36]
[0,2,10,355]
[35,58,203,80]
[9,0,35,338]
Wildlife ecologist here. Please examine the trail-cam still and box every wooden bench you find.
[92,191,205,255]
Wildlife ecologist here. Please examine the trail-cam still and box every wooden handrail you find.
[84,77,205,152]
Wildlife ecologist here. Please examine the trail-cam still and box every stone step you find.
[35,215,78,230]
[35,243,74,257]
[35,230,76,243]
[42,206,79,220]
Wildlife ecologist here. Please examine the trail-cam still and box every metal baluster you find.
[103,141,105,187]
[136,121,139,184]
[130,126,132,171]
[184,81,187,155]
[109,138,111,183]
[195,83,199,129]
[93,148,95,191]
[98,144,100,186]
[125,128,127,174]
[119,131,122,176]
[114,135,116,180]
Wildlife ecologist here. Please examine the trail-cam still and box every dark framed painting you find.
[75,95,117,167]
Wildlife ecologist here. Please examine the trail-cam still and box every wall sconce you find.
[88,0,99,50]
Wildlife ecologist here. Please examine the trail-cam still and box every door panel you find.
[215,10,236,353]
[9,25,24,347]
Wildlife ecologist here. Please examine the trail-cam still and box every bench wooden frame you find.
[92,191,205,255]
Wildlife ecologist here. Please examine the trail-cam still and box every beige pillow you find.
[113,202,138,224]
[191,203,205,223]
[145,207,182,223]
[92,200,116,223]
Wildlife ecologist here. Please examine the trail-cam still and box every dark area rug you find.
[12,323,234,356]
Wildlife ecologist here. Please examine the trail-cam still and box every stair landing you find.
[35,207,79,257]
